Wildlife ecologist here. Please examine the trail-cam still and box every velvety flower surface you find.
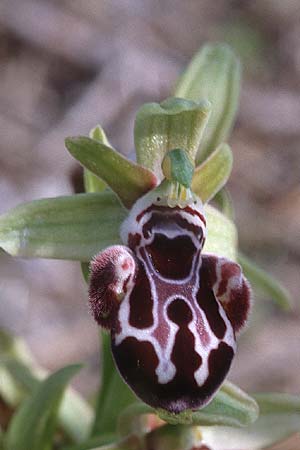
[89,178,251,413]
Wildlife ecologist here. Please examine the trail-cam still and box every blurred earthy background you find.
[0,1,300,446]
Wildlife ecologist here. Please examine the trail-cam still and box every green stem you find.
[91,333,136,437]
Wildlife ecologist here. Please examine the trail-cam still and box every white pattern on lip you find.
[114,194,235,400]
[89,183,251,413]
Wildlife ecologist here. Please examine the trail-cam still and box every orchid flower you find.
[0,44,297,450]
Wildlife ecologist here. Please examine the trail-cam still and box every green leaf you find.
[2,359,39,392]
[5,364,82,450]
[0,192,126,262]
[0,330,40,406]
[0,367,24,406]
[162,149,194,188]
[65,137,157,208]
[1,359,92,443]
[201,393,300,450]
[192,143,233,202]
[238,253,292,310]
[157,381,258,427]
[0,331,93,442]
[204,204,238,261]
[91,333,136,437]
[134,97,211,179]
[174,43,241,163]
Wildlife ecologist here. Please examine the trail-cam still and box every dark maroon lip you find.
[88,192,250,414]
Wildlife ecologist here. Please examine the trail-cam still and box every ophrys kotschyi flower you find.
[89,151,251,414]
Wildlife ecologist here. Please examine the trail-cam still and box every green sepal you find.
[65,136,157,208]
[192,143,233,202]
[117,382,258,432]
[157,381,258,427]
[201,393,300,450]
[0,192,126,262]
[174,43,241,163]
[162,149,194,188]
[5,364,82,450]
[238,252,292,310]
[134,97,211,179]
[204,204,238,261]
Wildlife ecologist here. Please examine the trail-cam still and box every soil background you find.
[0,1,300,448]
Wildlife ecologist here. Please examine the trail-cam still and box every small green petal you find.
[134,97,211,179]
[81,125,108,280]
[0,192,126,261]
[204,205,238,261]
[65,137,157,208]
[201,393,300,450]
[238,253,292,310]
[83,125,109,193]
[174,43,241,164]
[157,381,258,427]
[89,125,111,146]
[192,143,233,202]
